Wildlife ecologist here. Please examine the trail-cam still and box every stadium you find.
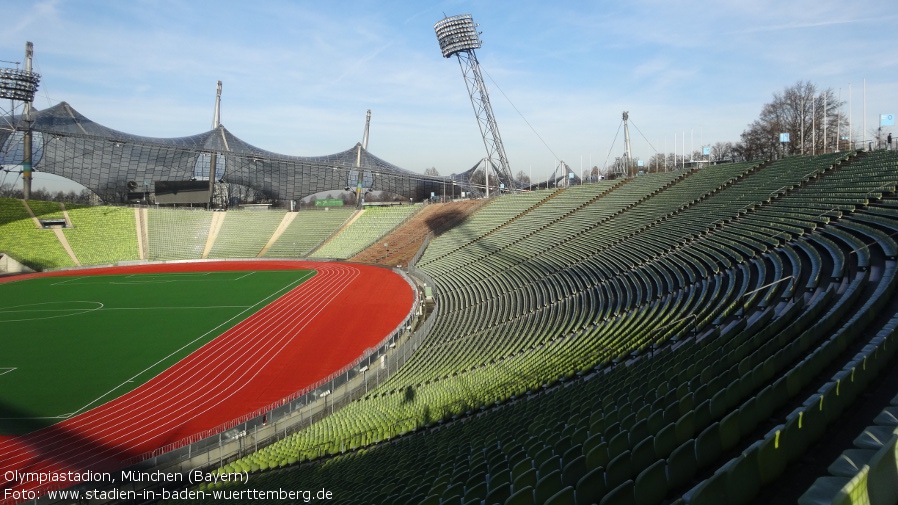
[2,19,898,505]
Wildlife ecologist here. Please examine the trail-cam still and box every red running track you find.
[0,260,415,501]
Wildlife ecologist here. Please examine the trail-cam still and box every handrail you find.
[122,268,424,466]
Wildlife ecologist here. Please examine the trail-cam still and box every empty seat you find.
[575,467,607,505]
[633,459,667,505]
[599,479,635,505]
[666,439,697,492]
[504,485,535,505]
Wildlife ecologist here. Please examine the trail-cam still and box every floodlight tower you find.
[0,42,41,199]
[434,14,514,191]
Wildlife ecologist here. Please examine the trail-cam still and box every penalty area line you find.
[0,367,16,376]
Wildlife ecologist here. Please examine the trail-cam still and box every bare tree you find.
[648,153,667,172]
[424,167,440,176]
[710,141,735,162]
[737,81,842,161]
[515,170,531,186]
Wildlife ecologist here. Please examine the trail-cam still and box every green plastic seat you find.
[562,454,589,488]
[867,436,898,505]
[535,469,564,504]
[854,426,897,450]
[586,442,611,471]
[486,482,511,505]
[828,449,876,477]
[513,468,537,492]
[504,485,535,505]
[695,422,722,470]
[725,453,761,505]
[544,486,577,505]
[756,426,787,486]
[653,423,678,459]
[599,479,635,505]
[575,467,607,505]
[666,439,697,492]
[633,459,667,505]
[605,450,633,489]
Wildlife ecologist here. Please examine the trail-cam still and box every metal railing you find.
[105,266,437,481]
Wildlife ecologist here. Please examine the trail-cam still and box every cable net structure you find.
[0,102,445,205]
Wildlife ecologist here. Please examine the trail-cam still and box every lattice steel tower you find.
[0,42,41,199]
[434,14,514,190]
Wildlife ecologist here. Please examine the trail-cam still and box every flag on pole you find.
[882,114,895,127]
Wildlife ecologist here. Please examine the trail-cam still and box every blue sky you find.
[3,0,897,191]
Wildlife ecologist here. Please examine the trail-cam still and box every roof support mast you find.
[208,80,222,207]
[355,109,371,208]
[622,111,632,177]
[623,111,632,162]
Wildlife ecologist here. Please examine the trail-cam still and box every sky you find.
[2,0,897,192]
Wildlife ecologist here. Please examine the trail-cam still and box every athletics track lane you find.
[0,260,414,501]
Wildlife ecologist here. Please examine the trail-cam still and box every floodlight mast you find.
[1,42,42,199]
[434,14,514,192]
[22,43,34,200]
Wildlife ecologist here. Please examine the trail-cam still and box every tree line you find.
[0,183,94,203]
[633,80,880,175]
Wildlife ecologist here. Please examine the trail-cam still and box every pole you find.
[208,152,217,208]
[208,80,222,209]
[823,92,828,153]
[22,42,34,200]
[485,158,489,198]
[861,77,867,148]
[800,96,805,155]
[836,88,841,152]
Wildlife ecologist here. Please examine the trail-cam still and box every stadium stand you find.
[62,205,139,265]
[24,200,66,222]
[0,198,74,270]
[310,204,422,259]
[184,150,898,505]
[350,199,486,267]
[264,207,355,258]
[147,207,214,261]
[8,149,898,505]
[207,210,287,259]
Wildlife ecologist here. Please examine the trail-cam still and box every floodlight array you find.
[0,67,40,102]
[434,14,481,58]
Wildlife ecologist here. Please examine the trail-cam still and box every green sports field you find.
[0,269,314,435]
